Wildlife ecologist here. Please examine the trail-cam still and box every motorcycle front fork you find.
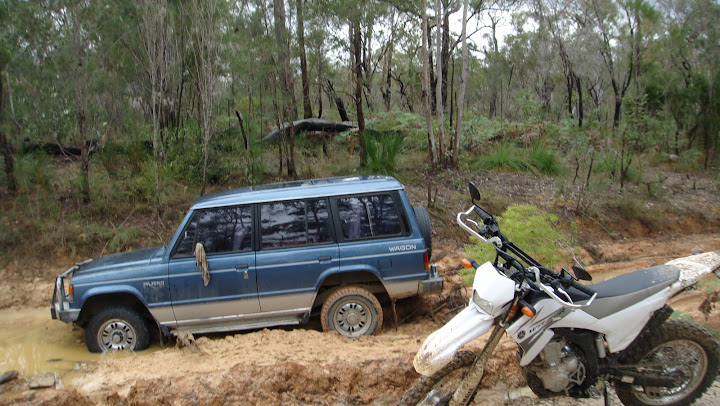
[449,324,506,406]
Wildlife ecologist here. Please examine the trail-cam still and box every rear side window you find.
[173,205,253,258]
[260,198,333,249]
[337,194,403,240]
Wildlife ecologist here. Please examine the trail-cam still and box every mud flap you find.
[413,306,495,376]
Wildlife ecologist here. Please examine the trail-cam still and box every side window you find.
[173,205,252,258]
[337,194,403,240]
[260,199,332,249]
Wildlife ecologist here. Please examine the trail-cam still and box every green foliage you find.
[470,142,564,176]
[362,129,405,176]
[461,116,502,144]
[365,112,425,149]
[529,142,566,176]
[471,143,532,172]
[15,152,52,191]
[461,204,574,285]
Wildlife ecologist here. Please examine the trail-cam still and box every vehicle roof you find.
[191,175,404,209]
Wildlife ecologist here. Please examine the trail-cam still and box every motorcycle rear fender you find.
[413,306,495,376]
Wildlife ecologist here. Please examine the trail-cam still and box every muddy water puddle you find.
[0,307,158,384]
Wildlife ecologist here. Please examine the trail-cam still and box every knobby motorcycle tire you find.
[396,350,477,406]
[614,320,720,406]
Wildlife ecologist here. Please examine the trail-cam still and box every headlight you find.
[472,290,493,314]
[64,280,74,302]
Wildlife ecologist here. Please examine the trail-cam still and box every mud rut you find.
[1,233,719,405]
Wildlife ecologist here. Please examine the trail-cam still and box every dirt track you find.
[1,232,720,405]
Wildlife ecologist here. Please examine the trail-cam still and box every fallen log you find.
[262,118,356,143]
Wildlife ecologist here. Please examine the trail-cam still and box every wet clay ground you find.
[1,233,719,405]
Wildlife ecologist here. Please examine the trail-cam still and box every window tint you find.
[337,194,402,240]
[260,199,332,249]
[174,205,252,257]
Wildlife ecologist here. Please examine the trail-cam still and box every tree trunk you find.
[382,10,395,111]
[421,0,437,165]
[316,45,323,118]
[78,106,91,203]
[452,0,469,168]
[434,0,446,162]
[576,74,584,127]
[352,17,366,166]
[326,79,349,122]
[296,0,313,119]
[273,0,297,177]
[69,5,91,203]
[441,1,451,109]
[0,72,17,193]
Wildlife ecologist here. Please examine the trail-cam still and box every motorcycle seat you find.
[567,265,679,319]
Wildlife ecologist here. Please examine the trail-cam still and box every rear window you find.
[260,198,333,249]
[337,194,403,240]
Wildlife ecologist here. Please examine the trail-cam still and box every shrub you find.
[460,204,574,285]
[530,142,566,176]
[472,143,531,172]
[362,129,405,176]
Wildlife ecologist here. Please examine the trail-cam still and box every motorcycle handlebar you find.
[568,279,596,297]
[457,206,502,248]
[531,266,597,309]
[473,205,493,224]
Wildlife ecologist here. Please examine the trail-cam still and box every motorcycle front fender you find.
[413,305,495,376]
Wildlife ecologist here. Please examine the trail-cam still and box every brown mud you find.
[1,232,719,405]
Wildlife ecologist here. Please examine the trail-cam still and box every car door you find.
[168,204,260,329]
[255,198,339,313]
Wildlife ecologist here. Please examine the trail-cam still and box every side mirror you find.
[469,182,482,202]
[572,265,592,282]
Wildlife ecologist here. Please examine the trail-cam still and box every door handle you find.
[318,256,332,263]
[236,264,249,279]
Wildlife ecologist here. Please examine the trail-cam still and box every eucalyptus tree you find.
[0,2,17,193]
[657,0,720,167]
[187,0,226,195]
[296,0,313,119]
[50,0,116,202]
[136,0,174,213]
[273,0,298,177]
[451,0,470,167]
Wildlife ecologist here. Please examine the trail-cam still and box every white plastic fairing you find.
[471,262,516,316]
[413,262,515,376]
[413,306,495,376]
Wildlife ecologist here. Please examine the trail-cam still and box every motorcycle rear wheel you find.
[396,351,477,406]
[614,320,720,406]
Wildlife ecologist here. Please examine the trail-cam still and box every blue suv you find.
[51,176,442,352]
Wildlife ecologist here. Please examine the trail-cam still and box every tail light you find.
[424,252,430,271]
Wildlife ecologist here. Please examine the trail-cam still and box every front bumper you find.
[50,259,92,323]
[50,303,80,322]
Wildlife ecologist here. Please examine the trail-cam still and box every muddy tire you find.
[414,206,432,259]
[321,286,382,337]
[614,320,720,406]
[397,350,477,406]
[86,306,151,353]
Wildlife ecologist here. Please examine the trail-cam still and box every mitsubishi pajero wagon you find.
[51,175,442,352]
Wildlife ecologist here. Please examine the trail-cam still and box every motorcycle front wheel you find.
[614,320,720,406]
[396,351,477,406]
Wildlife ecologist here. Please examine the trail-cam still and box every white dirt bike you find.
[398,182,720,406]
